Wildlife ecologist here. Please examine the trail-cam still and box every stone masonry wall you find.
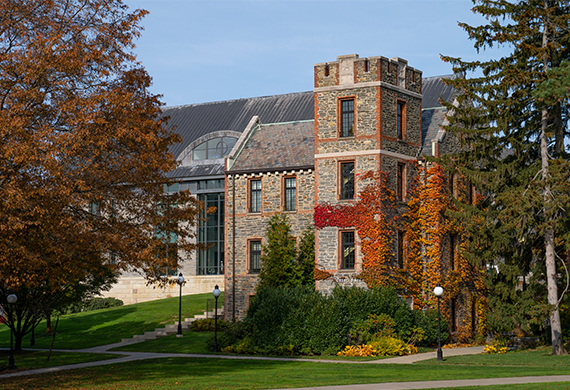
[313,54,422,292]
[224,170,315,320]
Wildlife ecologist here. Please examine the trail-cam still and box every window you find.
[450,297,458,332]
[449,173,456,198]
[197,193,225,275]
[192,137,237,160]
[397,162,405,201]
[341,231,355,269]
[450,234,458,270]
[364,59,370,73]
[340,162,355,200]
[340,98,355,137]
[284,176,296,212]
[397,231,405,268]
[397,101,406,140]
[250,179,261,213]
[250,240,262,274]
[156,231,177,276]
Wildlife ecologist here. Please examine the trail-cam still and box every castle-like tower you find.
[312,54,423,292]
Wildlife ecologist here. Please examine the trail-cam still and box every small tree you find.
[257,215,314,290]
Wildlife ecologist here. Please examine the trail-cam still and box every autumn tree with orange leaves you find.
[0,0,200,350]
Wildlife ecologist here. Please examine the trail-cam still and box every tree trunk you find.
[541,0,566,356]
[14,330,23,351]
[46,313,52,334]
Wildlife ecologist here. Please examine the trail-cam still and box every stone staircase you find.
[122,308,224,343]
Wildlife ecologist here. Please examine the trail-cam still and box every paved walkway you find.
[1,342,569,389]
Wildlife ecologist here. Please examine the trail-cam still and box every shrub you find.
[349,314,396,344]
[414,309,448,346]
[232,284,422,356]
[83,297,123,312]
[337,344,375,357]
[190,318,229,332]
[483,339,509,354]
[369,336,413,356]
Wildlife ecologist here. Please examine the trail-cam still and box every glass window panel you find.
[207,180,220,189]
[250,180,261,213]
[207,227,218,241]
[341,231,355,269]
[341,99,355,137]
[284,177,296,211]
[341,162,355,199]
[193,149,207,160]
[250,241,262,273]
[196,192,224,275]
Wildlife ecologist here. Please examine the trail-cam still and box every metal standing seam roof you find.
[420,74,459,156]
[161,75,456,167]
[162,91,315,160]
[422,74,457,109]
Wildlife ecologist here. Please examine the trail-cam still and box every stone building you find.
[104,53,460,322]
[222,54,459,319]
[103,93,313,304]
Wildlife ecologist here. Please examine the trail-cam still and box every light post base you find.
[437,348,443,361]
[8,355,16,370]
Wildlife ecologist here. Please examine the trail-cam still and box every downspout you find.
[232,174,236,321]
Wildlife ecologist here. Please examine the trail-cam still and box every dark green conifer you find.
[440,0,570,354]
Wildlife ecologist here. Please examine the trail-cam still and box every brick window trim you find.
[339,229,356,270]
[396,99,407,141]
[247,176,262,213]
[247,238,262,274]
[337,96,357,138]
[282,174,297,213]
[338,159,356,201]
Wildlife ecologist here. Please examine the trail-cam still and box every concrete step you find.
[127,307,224,344]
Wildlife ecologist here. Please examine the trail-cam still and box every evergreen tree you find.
[257,215,314,290]
[441,0,570,354]
[296,226,316,287]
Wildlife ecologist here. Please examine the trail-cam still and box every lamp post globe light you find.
[212,285,221,352]
[176,273,184,338]
[433,284,444,361]
[7,293,17,369]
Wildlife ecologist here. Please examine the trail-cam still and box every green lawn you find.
[1,346,570,390]
[112,331,213,354]
[0,292,222,350]
[1,350,570,390]
[0,350,120,373]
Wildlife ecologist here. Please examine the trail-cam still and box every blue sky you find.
[123,0,507,107]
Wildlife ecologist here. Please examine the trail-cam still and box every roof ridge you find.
[163,91,313,111]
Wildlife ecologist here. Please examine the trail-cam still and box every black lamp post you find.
[7,293,17,369]
[176,273,184,338]
[433,284,444,361]
[212,285,221,352]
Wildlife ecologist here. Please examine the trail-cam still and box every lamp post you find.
[433,284,444,361]
[176,273,184,338]
[7,294,17,369]
[212,285,221,352]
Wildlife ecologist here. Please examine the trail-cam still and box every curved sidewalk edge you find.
[271,375,570,390]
